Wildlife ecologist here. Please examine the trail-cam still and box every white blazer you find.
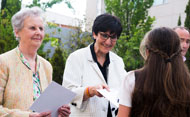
[62,45,127,117]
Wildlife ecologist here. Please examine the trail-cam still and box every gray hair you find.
[11,6,45,40]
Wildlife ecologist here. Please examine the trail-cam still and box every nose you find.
[35,28,42,35]
[104,38,112,45]
[183,42,189,49]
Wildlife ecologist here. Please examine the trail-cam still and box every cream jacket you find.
[62,45,127,117]
[0,48,52,117]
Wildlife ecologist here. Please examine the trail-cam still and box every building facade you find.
[85,0,189,31]
[149,0,188,28]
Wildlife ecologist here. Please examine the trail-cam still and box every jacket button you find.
[71,103,77,106]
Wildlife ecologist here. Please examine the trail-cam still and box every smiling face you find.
[16,16,44,50]
[93,31,117,55]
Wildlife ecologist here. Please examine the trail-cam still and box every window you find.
[153,0,168,6]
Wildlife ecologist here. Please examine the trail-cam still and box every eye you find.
[110,35,117,39]
[102,34,109,39]
[39,27,44,31]
[186,40,190,44]
[30,26,36,30]
[180,38,185,42]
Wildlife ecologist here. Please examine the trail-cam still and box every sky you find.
[22,0,87,20]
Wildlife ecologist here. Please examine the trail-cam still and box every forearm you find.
[83,87,91,101]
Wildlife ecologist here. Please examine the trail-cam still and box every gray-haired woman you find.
[0,7,70,117]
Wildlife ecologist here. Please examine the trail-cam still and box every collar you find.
[183,56,186,62]
[16,46,40,73]
[90,42,110,67]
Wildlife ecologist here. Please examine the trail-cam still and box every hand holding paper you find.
[30,81,76,117]
[97,89,119,107]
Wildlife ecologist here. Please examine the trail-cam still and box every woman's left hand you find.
[58,105,70,117]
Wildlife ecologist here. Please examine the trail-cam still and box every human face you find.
[175,28,190,56]
[93,31,117,55]
[16,16,44,50]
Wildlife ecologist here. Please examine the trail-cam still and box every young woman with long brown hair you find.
[118,27,190,117]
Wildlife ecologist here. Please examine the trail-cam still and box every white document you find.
[30,81,76,117]
[97,89,119,107]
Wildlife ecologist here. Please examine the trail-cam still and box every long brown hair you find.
[131,27,190,117]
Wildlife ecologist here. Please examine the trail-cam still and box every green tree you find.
[27,0,73,10]
[185,0,190,28]
[105,0,155,70]
[50,47,68,84]
[0,0,21,54]
[178,14,181,26]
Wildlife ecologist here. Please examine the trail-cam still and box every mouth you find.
[182,49,187,52]
[103,44,112,48]
[32,38,42,41]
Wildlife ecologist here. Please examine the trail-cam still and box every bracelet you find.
[86,87,91,97]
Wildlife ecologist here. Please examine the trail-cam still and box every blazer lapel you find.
[107,52,117,85]
[91,62,106,84]
[86,45,107,84]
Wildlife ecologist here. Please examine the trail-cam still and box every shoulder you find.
[109,51,124,62]
[109,51,125,69]
[0,48,18,63]
[119,70,135,107]
[69,46,88,57]
[0,48,17,58]
[123,70,135,87]
[67,46,89,63]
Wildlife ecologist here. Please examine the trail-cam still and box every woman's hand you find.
[29,111,51,117]
[58,105,70,117]
[89,84,110,97]
[83,84,110,101]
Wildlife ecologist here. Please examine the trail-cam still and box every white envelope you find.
[30,81,76,117]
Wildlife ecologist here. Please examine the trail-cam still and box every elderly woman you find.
[0,7,70,117]
[118,27,190,117]
[62,13,127,117]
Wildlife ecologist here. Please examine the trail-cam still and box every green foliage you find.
[50,47,68,84]
[0,0,20,54]
[105,0,155,71]
[27,0,73,10]
[0,40,6,53]
[185,0,190,28]
[178,15,181,26]
[37,22,62,59]
[67,27,93,54]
